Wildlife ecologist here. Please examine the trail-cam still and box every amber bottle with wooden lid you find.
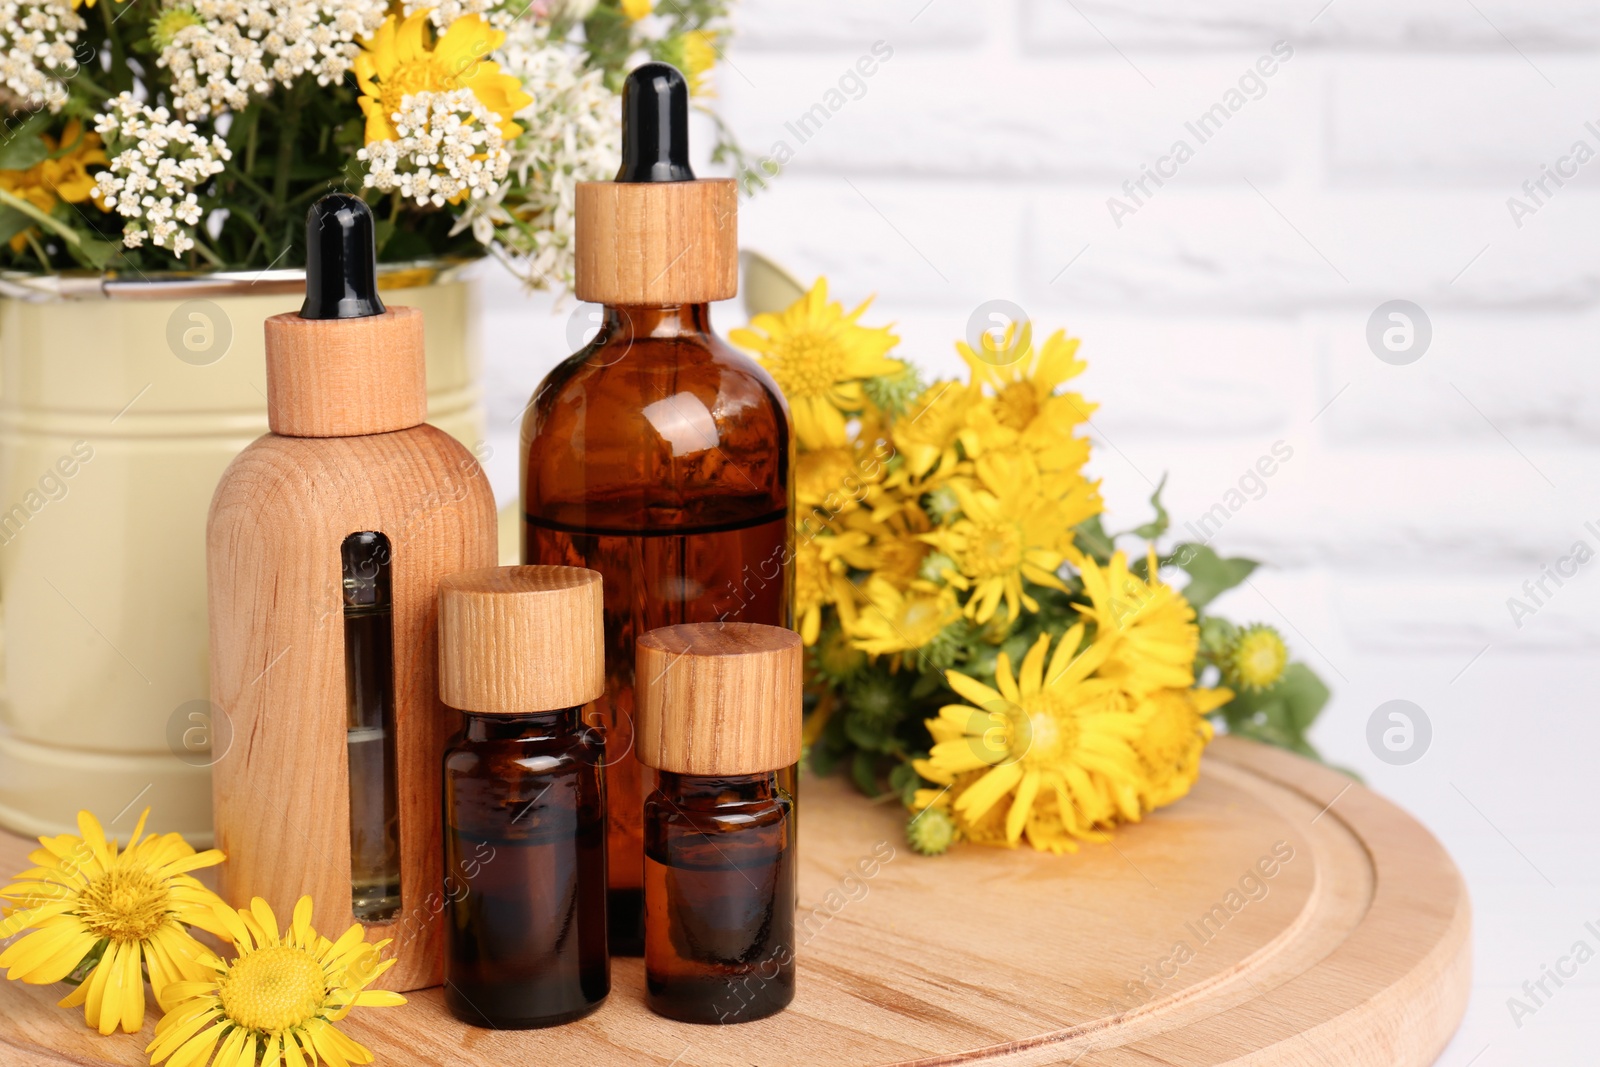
[438,566,610,1028]
[636,623,801,1023]
[522,62,794,955]
[207,194,497,992]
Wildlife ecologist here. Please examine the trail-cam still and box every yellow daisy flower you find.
[355,11,533,145]
[147,896,405,1067]
[1077,547,1199,699]
[794,412,889,521]
[681,30,719,97]
[959,325,1095,434]
[923,454,1098,624]
[811,624,865,682]
[621,0,652,19]
[887,380,975,487]
[0,809,228,1035]
[1020,785,1117,855]
[794,530,868,645]
[959,326,1099,476]
[1132,686,1231,811]
[918,767,1110,855]
[730,278,902,444]
[0,120,108,252]
[907,770,1013,848]
[924,625,1145,844]
[962,399,1093,477]
[847,502,932,592]
[848,576,959,659]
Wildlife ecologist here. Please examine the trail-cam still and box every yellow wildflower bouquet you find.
[734,279,1333,856]
[0,0,739,290]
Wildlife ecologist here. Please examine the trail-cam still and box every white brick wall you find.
[476,6,1600,1061]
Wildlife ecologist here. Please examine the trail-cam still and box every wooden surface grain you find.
[0,737,1469,1065]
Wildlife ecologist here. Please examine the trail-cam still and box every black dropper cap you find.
[300,193,385,320]
[616,62,695,183]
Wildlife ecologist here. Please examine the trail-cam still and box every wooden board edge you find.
[1197,736,1473,1066]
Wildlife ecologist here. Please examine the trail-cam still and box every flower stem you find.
[98,0,133,96]
[24,231,52,271]
[190,238,225,268]
[0,187,81,246]
[273,80,304,234]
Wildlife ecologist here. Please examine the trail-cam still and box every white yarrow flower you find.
[469,21,621,290]
[92,93,231,257]
[0,0,86,113]
[401,0,507,30]
[359,89,511,209]
[156,0,389,119]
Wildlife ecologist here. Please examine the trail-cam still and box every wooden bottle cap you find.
[574,179,738,305]
[438,566,604,714]
[263,306,427,437]
[636,623,802,775]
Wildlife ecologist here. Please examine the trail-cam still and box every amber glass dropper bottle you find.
[636,622,802,1023]
[438,566,610,1028]
[521,62,794,956]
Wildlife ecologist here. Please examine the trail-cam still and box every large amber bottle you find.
[521,63,793,955]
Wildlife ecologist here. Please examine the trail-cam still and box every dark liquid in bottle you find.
[443,712,609,1028]
[643,773,796,1024]
[342,531,400,923]
[523,304,793,956]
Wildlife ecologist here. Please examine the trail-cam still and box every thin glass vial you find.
[341,531,400,923]
[644,769,796,1023]
[443,708,609,1028]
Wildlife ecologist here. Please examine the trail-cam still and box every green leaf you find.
[908,670,944,700]
[0,113,50,170]
[1072,514,1116,563]
[381,226,432,261]
[1211,662,1331,762]
[1129,474,1170,540]
[808,740,841,778]
[0,207,33,249]
[372,218,395,257]
[67,236,119,271]
[887,762,920,806]
[1169,543,1258,610]
[1272,663,1331,733]
[807,707,851,777]
[850,749,882,797]
[843,708,891,753]
[741,249,806,318]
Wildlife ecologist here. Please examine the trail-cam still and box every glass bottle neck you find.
[602,303,712,341]
[461,708,582,742]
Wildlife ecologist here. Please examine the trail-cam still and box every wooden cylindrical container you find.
[206,197,496,991]
[438,565,606,715]
[635,622,803,776]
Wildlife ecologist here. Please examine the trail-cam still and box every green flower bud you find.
[906,807,957,856]
[1225,623,1288,691]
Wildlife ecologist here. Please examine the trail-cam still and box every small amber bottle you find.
[438,566,610,1028]
[636,623,802,1024]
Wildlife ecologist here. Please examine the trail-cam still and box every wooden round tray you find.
[0,737,1469,1066]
